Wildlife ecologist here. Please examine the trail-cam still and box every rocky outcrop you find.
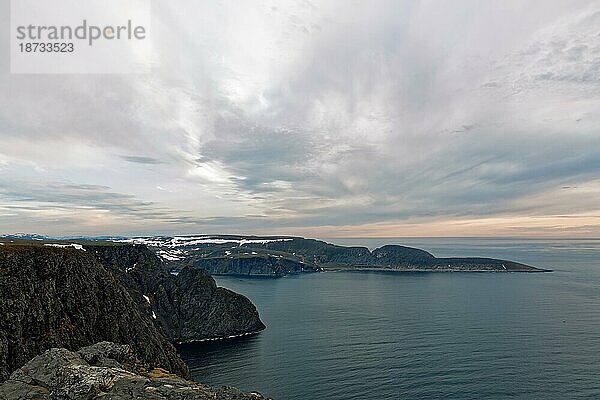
[0,242,267,382]
[0,341,269,400]
[84,243,168,297]
[0,244,189,382]
[156,267,265,342]
[85,244,266,342]
[192,255,312,277]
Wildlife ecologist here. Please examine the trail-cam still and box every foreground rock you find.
[0,342,269,400]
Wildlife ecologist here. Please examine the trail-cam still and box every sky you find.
[1,0,599,237]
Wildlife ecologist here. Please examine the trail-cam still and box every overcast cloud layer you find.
[1,0,599,237]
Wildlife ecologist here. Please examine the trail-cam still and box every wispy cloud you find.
[120,156,167,165]
[0,0,599,236]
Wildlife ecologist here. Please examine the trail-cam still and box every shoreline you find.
[324,267,553,273]
[174,330,263,345]
[210,267,553,278]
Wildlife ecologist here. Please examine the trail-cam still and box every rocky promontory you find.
[0,243,188,381]
[84,243,266,342]
[0,240,266,395]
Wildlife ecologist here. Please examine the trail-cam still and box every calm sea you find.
[178,238,600,399]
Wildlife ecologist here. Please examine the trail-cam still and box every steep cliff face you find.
[0,241,267,383]
[156,267,266,342]
[0,244,189,382]
[85,244,266,342]
[84,243,167,296]
[0,342,270,400]
[193,255,312,277]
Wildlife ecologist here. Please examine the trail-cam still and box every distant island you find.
[0,234,551,277]
[113,235,551,276]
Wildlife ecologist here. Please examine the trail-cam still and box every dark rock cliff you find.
[0,244,189,382]
[85,244,266,342]
[0,341,270,399]
[0,242,266,383]
[84,243,168,297]
[156,267,266,342]
[192,255,312,277]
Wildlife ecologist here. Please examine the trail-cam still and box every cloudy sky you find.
[1,0,599,237]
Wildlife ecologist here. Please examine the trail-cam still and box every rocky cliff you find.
[191,255,312,277]
[0,341,270,399]
[84,243,266,342]
[155,267,266,343]
[0,244,188,381]
[0,241,266,383]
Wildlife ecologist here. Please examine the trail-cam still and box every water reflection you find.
[177,334,262,382]
[177,238,600,400]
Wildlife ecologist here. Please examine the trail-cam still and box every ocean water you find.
[178,238,600,399]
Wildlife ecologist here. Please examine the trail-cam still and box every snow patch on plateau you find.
[44,243,86,251]
[116,236,293,249]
